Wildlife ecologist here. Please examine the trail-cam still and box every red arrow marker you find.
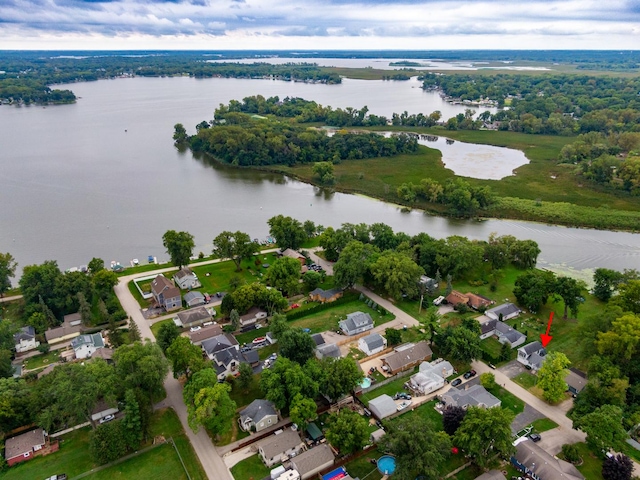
[540,312,554,347]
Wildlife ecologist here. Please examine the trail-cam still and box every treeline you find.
[0,78,76,105]
[421,73,640,135]
[181,114,419,167]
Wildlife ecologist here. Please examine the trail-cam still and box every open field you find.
[388,399,444,430]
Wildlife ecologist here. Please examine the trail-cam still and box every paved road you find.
[0,294,22,303]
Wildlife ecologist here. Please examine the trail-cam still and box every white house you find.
[486,303,522,322]
[494,321,527,349]
[368,394,398,420]
[441,384,501,409]
[358,333,387,356]
[71,333,105,359]
[409,370,444,396]
[173,267,201,290]
[258,428,305,467]
[14,326,39,353]
[517,341,547,371]
[339,311,374,336]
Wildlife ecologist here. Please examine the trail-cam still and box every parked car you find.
[393,392,412,400]
[268,353,278,361]
[189,326,202,332]
[529,433,541,442]
[203,293,211,303]
[463,370,477,379]
[451,378,462,387]
[99,414,115,424]
[44,475,67,480]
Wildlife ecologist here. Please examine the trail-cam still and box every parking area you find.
[498,359,528,379]
[511,404,546,435]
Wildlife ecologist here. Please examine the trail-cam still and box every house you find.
[315,343,341,360]
[445,290,469,307]
[291,444,335,479]
[189,324,223,346]
[339,311,374,336]
[239,399,279,433]
[175,306,212,328]
[382,341,432,375]
[358,333,387,356]
[14,326,39,353]
[240,307,268,327]
[71,333,105,359]
[91,399,119,422]
[409,370,445,396]
[479,318,498,340]
[243,349,261,368]
[258,428,305,467]
[466,293,493,310]
[419,275,439,291]
[306,422,324,442]
[486,303,522,322]
[4,428,57,466]
[90,347,114,363]
[201,333,241,379]
[565,368,587,396]
[311,333,326,346]
[309,288,343,304]
[370,428,386,444]
[151,275,181,311]
[517,341,547,371]
[280,248,307,265]
[173,267,201,290]
[184,291,205,308]
[45,312,83,344]
[368,394,398,419]
[441,384,501,409]
[475,471,507,480]
[512,439,584,480]
[420,359,454,378]
[272,468,301,480]
[494,321,527,349]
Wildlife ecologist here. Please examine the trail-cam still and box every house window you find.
[33,444,42,451]
[23,452,31,457]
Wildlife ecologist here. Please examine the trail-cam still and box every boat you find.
[252,336,267,344]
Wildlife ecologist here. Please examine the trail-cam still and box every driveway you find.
[498,359,528,379]
[511,404,546,435]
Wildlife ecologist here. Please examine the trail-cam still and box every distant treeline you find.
[421,73,640,135]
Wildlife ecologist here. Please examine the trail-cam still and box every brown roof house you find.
[45,312,84,344]
[151,275,181,312]
[308,288,343,304]
[5,428,58,467]
[189,323,223,346]
[258,428,305,467]
[240,307,268,327]
[445,290,469,307]
[445,291,493,310]
[175,306,212,328]
[291,444,335,479]
[382,341,432,375]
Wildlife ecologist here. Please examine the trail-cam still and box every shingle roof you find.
[239,399,277,424]
[515,439,584,480]
[151,275,174,295]
[565,369,587,393]
[384,341,432,372]
[184,291,205,304]
[258,429,303,460]
[368,394,397,419]
[487,303,521,318]
[309,288,342,300]
[13,326,36,343]
[495,322,526,344]
[442,384,501,409]
[475,470,507,480]
[480,319,497,335]
[45,316,83,342]
[466,293,493,310]
[5,428,45,460]
[520,341,545,355]
[189,324,223,343]
[174,267,194,280]
[446,290,469,305]
[243,350,260,364]
[339,312,373,334]
[71,333,104,350]
[361,333,385,350]
[177,306,211,325]
[311,333,325,346]
[91,348,114,361]
[291,444,334,476]
[316,343,341,359]
[201,333,238,356]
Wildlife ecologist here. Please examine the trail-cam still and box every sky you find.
[1,0,639,50]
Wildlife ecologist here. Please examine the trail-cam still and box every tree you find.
[325,408,369,454]
[187,383,236,436]
[312,161,335,184]
[602,454,633,480]
[0,253,17,298]
[380,416,451,480]
[166,336,206,379]
[454,406,515,467]
[499,341,512,362]
[212,231,258,271]
[173,123,188,143]
[162,230,195,268]
[562,443,582,464]
[597,314,640,363]
[93,270,118,300]
[443,325,482,363]
[612,280,640,314]
[574,404,627,453]
[77,291,92,326]
[443,406,466,436]
[267,215,306,250]
[537,351,571,402]
[88,257,105,274]
[419,306,441,342]
[302,270,322,291]
[156,322,180,353]
[554,276,586,319]
[266,257,302,296]
[121,389,143,450]
[303,220,316,239]
[319,357,363,401]
[333,240,377,288]
[513,270,555,313]
[128,318,141,343]
[289,394,317,430]
[236,362,254,390]
[593,268,625,302]
[19,260,63,314]
[269,313,290,339]
[0,350,12,379]
[113,341,169,406]
[385,327,402,346]
[260,357,318,411]
[0,378,34,435]
[480,372,497,390]
[511,239,541,269]
[229,309,240,331]
[369,250,424,300]
[279,328,316,365]
[91,422,127,464]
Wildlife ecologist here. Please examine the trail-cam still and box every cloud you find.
[0,0,638,48]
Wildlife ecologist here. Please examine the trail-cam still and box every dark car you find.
[451,378,462,387]
[463,370,477,379]
[529,433,542,442]
[393,392,412,400]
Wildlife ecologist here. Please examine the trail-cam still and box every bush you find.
[480,372,497,390]
[561,443,581,464]
[454,303,469,314]
[91,422,127,464]
[37,343,50,354]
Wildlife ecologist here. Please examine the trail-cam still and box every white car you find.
[99,414,115,424]
[190,326,202,332]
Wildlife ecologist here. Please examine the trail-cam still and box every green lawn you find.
[388,400,444,431]
[22,350,63,370]
[360,375,412,406]
[513,372,538,390]
[342,450,383,480]
[230,453,272,480]
[565,443,605,480]
[486,385,525,416]
[150,318,174,339]
[480,337,504,359]
[531,418,559,433]
[191,254,279,295]
[229,373,264,408]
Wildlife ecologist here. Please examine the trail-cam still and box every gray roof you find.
[529,352,546,369]
[239,399,277,424]
[368,394,397,419]
[184,291,205,303]
[242,349,260,364]
[384,341,432,372]
[45,315,83,342]
[565,369,587,392]
[201,333,238,356]
[311,333,325,346]
[14,326,36,343]
[480,319,497,335]
[495,322,526,344]
[361,333,385,350]
[5,428,46,460]
[215,347,241,367]
[520,341,545,356]
[189,324,223,343]
[258,429,303,460]
[515,440,584,480]
[174,267,194,280]
[309,288,342,300]
[316,343,341,359]
[177,306,211,325]
[442,384,501,409]
[71,333,104,350]
[340,311,373,334]
[487,303,521,318]
[291,444,334,476]
[475,470,507,480]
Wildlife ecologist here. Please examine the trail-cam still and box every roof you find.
[292,444,334,476]
[316,343,341,359]
[239,399,277,424]
[410,371,444,391]
[240,307,267,322]
[91,348,114,361]
[466,292,493,310]
[309,288,342,300]
[515,439,584,480]
[151,275,174,295]
[282,248,305,260]
[189,324,223,343]
[214,347,241,367]
[71,333,104,350]
[565,369,587,392]
[520,341,545,355]
[201,333,238,356]
[306,422,323,441]
[311,333,325,346]
[45,315,83,342]
[14,326,36,343]
[5,428,46,460]
[174,267,194,280]
[480,319,497,335]
[420,360,454,377]
[258,429,303,460]
[446,290,469,305]
[243,349,260,364]
[368,394,397,418]
[495,322,526,343]
[177,306,211,325]
[184,291,205,303]
[487,303,521,318]
[443,384,501,409]
[475,470,507,480]
[361,333,385,350]
[384,341,432,372]
[340,311,373,333]
[529,352,546,369]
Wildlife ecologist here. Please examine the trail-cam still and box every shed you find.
[306,422,324,442]
[184,291,205,308]
[370,428,386,444]
[368,394,397,419]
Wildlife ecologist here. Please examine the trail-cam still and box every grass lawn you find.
[480,337,505,361]
[83,443,188,480]
[513,372,538,390]
[2,428,95,480]
[230,373,264,409]
[360,374,412,406]
[388,400,444,431]
[438,453,470,477]
[230,453,272,480]
[562,442,605,480]
[191,254,279,295]
[214,414,251,446]
[342,450,383,480]
[150,318,174,339]
[486,385,525,416]
[128,278,150,308]
[531,418,559,433]
[447,464,484,480]
[22,350,63,370]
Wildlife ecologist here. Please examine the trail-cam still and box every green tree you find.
[312,161,335,184]
[269,313,290,339]
[612,280,640,314]
[303,220,317,239]
[499,341,512,362]
[333,240,377,288]
[0,350,13,379]
[113,341,169,407]
[480,372,497,390]
[128,318,141,343]
[419,306,441,342]
[0,378,34,434]
[593,268,625,302]
[597,313,640,363]
[385,327,402,346]
[511,239,541,269]
[156,321,180,353]
[443,325,482,363]
[19,260,63,315]
[162,230,195,268]
[325,408,369,454]
[236,362,254,390]
[443,406,466,436]
[0,253,17,298]
[302,270,322,291]
[187,383,236,436]
[561,443,582,464]
[574,404,627,453]
[380,416,451,480]
[267,215,307,250]
[93,269,118,300]
[279,328,316,365]
[121,389,142,450]
[88,257,105,274]
[319,357,363,401]
[173,123,188,143]
[537,352,571,402]
[369,250,424,300]
[513,270,555,313]
[77,291,92,326]
[91,422,127,464]
[454,406,515,467]
[260,357,318,411]
[212,231,258,271]
[229,309,240,331]
[265,257,302,296]
[554,276,586,319]
[166,336,206,379]
[289,394,317,430]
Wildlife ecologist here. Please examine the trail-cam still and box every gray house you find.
[175,306,212,328]
[316,343,341,360]
[358,333,387,356]
[494,321,527,348]
[151,275,181,312]
[368,394,398,419]
[486,303,522,322]
[257,428,305,467]
[239,399,279,433]
[441,384,501,409]
[565,368,587,395]
[201,333,240,375]
[339,311,374,336]
[184,291,205,308]
[513,439,584,480]
[291,444,335,479]
[517,341,547,371]
[173,267,201,290]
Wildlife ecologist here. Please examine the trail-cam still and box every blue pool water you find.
[360,377,372,389]
[377,455,396,475]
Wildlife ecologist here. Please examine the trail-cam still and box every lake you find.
[0,75,638,282]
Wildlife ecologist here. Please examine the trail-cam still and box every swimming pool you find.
[377,455,396,475]
[360,377,372,389]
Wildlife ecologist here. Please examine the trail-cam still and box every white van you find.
[433,295,445,306]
